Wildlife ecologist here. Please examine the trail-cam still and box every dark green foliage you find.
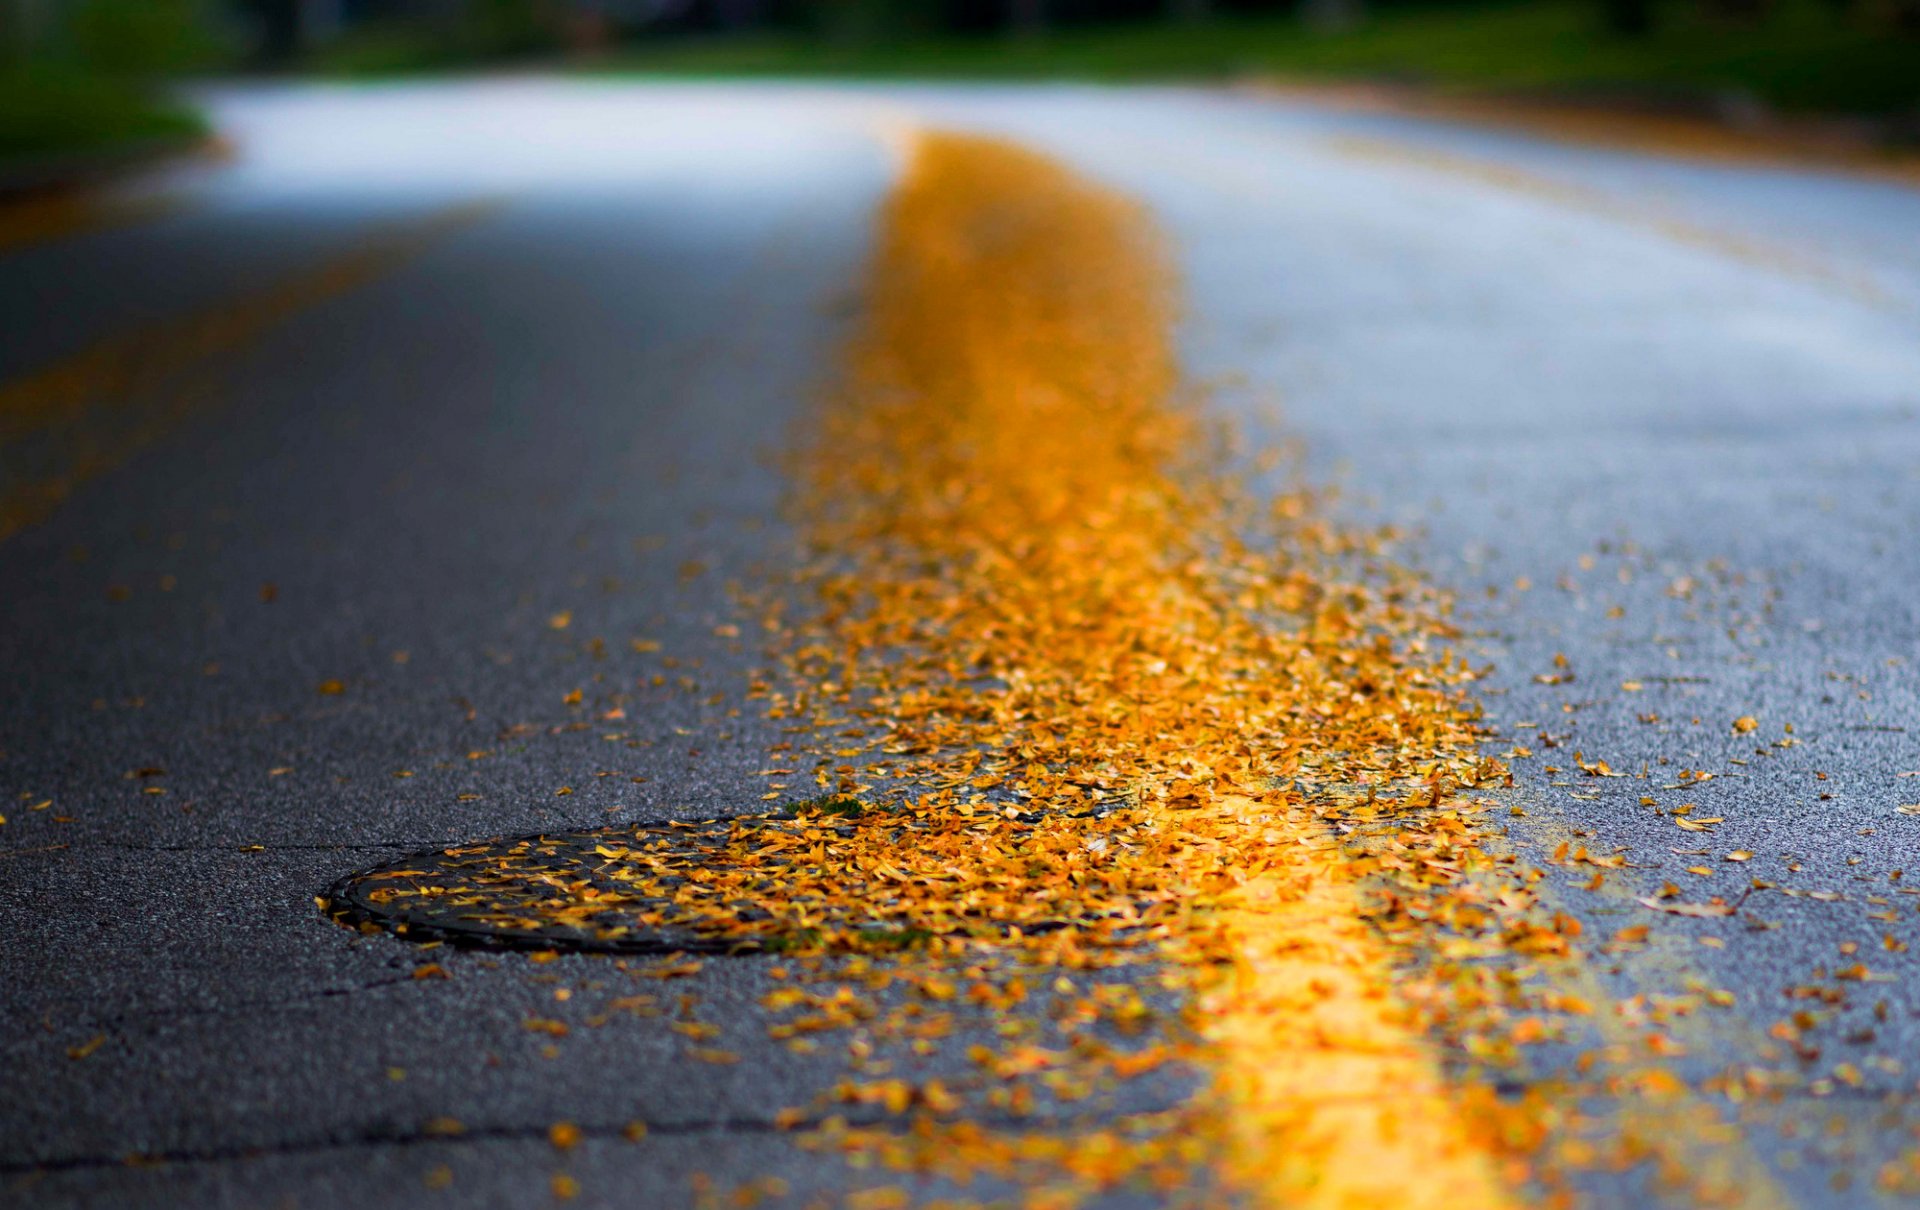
[0,65,204,161]
[603,0,1920,119]
[67,0,225,74]
[0,0,219,165]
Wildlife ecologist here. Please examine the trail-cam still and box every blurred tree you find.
[69,0,221,72]
[712,0,764,26]
[1599,0,1652,34]
[0,0,223,70]
[2,0,52,60]
[1301,0,1363,32]
[468,0,557,52]
[1889,0,1920,29]
[1010,0,1047,34]
[239,0,303,61]
[811,0,909,42]
[1700,0,1767,23]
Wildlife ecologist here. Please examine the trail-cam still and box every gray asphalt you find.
[4,80,1920,1209]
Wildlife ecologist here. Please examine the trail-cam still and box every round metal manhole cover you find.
[324,815,767,954]
[321,802,1140,955]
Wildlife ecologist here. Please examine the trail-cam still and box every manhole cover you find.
[322,802,1143,955]
[324,816,761,954]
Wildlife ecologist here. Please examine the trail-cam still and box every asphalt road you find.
[4,80,1920,1209]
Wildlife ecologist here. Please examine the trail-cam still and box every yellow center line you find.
[789,127,1519,1207]
[0,188,189,257]
[0,198,499,543]
[1323,133,1893,310]
[1206,819,1519,1208]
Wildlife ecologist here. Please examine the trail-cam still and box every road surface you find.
[4,80,1920,1208]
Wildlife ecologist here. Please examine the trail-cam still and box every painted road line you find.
[0,199,498,543]
[787,129,1519,1207]
[0,189,190,258]
[1323,134,1893,311]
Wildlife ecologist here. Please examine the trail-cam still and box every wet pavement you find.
[4,80,1920,1208]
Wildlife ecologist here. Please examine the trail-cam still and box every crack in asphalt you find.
[4,1081,1898,1181]
[34,845,432,852]
[0,1108,1083,1176]
[1,841,426,854]
[5,973,431,1035]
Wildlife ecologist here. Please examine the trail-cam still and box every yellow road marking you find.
[1324,133,1892,309]
[0,189,187,257]
[797,128,1517,1208]
[1208,825,1519,1209]
[1245,82,1920,189]
[0,198,498,543]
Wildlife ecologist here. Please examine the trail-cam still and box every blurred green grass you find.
[1,0,215,169]
[0,66,205,166]
[595,0,1919,117]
